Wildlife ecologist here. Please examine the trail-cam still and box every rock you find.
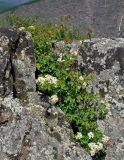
[82,38,124,160]
[53,38,124,159]
[0,28,91,160]
[0,28,36,100]
[1,28,123,159]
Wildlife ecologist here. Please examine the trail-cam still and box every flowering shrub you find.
[49,95,59,105]
[5,14,109,156]
[88,142,103,156]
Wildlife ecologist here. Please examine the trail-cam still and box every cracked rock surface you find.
[0,29,91,160]
[81,38,124,160]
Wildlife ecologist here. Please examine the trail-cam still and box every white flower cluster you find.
[88,142,103,156]
[70,49,78,56]
[83,82,87,87]
[75,132,83,140]
[57,54,65,62]
[19,27,25,31]
[28,25,35,30]
[36,74,58,86]
[49,95,59,105]
[88,134,110,156]
[79,76,84,81]
[88,132,94,139]
[79,76,87,87]
[101,135,110,144]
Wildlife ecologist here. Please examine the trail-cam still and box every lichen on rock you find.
[0,28,124,160]
[0,28,91,160]
[53,38,124,160]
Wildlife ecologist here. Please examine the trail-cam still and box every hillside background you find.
[0,0,124,37]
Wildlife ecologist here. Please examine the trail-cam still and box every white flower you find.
[57,57,65,62]
[100,100,105,104]
[79,76,84,81]
[70,49,78,56]
[77,85,81,90]
[19,27,25,31]
[75,132,83,140]
[97,142,103,151]
[88,143,97,150]
[101,135,110,144]
[36,75,58,87]
[28,25,35,30]
[90,150,96,156]
[36,76,46,84]
[88,142,97,156]
[79,76,87,87]
[105,94,112,101]
[69,57,74,60]
[79,40,82,45]
[88,132,94,139]
[88,142,103,156]
[49,95,59,105]
[83,82,87,87]
[45,75,58,86]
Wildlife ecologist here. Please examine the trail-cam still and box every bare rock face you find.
[0,29,91,160]
[0,28,36,99]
